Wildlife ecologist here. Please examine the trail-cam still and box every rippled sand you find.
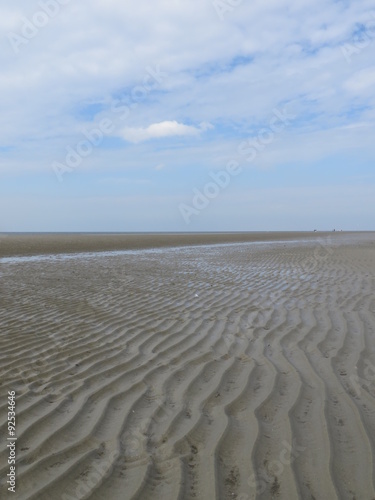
[1,233,375,499]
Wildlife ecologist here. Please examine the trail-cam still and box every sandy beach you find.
[1,232,375,499]
[0,232,340,259]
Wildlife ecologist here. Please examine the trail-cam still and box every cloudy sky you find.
[1,0,374,231]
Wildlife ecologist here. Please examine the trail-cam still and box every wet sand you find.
[1,232,375,499]
[0,231,353,258]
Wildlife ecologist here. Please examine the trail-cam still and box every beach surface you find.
[0,231,346,258]
[1,232,375,499]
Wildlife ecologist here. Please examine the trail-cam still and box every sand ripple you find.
[1,235,375,499]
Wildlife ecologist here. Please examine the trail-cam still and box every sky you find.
[1,0,374,232]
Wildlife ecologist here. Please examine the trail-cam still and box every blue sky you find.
[1,0,374,231]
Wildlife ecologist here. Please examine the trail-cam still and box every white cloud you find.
[0,1,372,155]
[344,67,375,92]
[119,121,212,143]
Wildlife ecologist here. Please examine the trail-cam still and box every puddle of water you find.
[0,238,331,265]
